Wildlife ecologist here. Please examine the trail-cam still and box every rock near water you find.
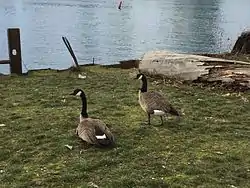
[231,31,250,54]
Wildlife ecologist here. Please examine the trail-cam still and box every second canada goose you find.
[136,73,180,125]
[70,89,115,147]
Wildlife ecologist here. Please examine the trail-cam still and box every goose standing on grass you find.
[135,73,180,125]
[70,89,115,147]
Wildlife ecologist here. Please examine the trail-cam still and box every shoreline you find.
[1,52,249,92]
[1,52,250,76]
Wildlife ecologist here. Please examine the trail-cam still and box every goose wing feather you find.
[76,118,115,146]
[92,119,115,145]
[76,122,99,145]
[142,91,178,115]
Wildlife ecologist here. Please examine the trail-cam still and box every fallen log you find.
[139,51,250,91]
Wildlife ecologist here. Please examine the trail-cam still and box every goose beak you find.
[69,92,74,95]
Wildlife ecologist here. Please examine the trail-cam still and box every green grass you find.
[0,66,249,188]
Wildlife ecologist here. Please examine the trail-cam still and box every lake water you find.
[1,0,250,74]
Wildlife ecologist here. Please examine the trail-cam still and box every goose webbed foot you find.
[139,114,151,128]
[81,142,93,150]
[140,121,149,128]
[175,115,181,122]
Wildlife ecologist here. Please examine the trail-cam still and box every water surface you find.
[1,0,250,74]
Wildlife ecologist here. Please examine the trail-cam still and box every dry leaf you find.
[215,151,224,155]
[0,124,6,127]
[78,74,86,79]
[230,185,237,188]
[64,145,73,150]
[87,182,99,188]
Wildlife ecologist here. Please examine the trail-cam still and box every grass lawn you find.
[0,66,249,188]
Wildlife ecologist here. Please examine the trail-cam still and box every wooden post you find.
[7,28,22,74]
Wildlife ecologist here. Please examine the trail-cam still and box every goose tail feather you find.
[169,106,181,117]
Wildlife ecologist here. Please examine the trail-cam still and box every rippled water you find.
[1,0,250,74]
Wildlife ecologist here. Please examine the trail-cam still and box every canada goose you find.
[136,73,180,125]
[70,89,115,147]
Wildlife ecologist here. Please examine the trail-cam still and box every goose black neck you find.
[80,92,88,118]
[140,76,147,92]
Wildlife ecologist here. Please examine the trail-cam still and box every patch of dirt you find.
[193,64,250,92]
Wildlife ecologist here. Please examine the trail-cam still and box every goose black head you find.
[135,73,147,92]
[70,89,84,96]
[135,73,145,80]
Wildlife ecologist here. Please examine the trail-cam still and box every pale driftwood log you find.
[139,51,250,91]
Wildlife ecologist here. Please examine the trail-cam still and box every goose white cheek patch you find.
[96,134,107,139]
[76,91,82,96]
[138,75,143,80]
[153,110,165,116]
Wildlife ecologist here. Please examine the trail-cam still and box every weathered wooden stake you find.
[8,28,22,74]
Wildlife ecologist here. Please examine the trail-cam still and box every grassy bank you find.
[0,66,249,187]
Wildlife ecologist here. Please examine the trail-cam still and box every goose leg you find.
[160,116,164,125]
[148,113,151,125]
[176,115,181,122]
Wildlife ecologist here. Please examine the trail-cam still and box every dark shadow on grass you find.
[73,136,117,151]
